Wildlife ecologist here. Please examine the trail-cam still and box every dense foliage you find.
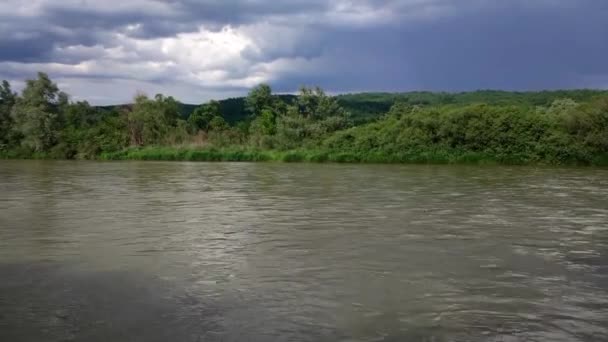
[1,73,607,165]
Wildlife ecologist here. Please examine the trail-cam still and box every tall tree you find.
[11,73,67,152]
[127,93,181,146]
[0,80,16,148]
[272,86,351,149]
[188,100,227,132]
[245,83,274,117]
[292,86,347,120]
[63,101,101,128]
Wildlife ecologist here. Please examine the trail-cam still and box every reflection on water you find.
[1,161,607,341]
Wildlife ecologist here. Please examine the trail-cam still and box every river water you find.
[1,161,607,342]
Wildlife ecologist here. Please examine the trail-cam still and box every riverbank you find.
[3,146,603,166]
[101,147,501,164]
[3,147,607,166]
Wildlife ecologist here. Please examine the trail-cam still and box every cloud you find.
[0,0,606,104]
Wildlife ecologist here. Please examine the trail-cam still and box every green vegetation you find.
[1,72,608,165]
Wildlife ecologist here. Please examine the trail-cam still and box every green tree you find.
[11,73,67,152]
[153,94,180,126]
[0,80,16,149]
[85,114,129,156]
[188,100,225,132]
[209,115,228,131]
[255,108,277,135]
[63,100,102,128]
[271,86,350,147]
[127,93,181,146]
[245,83,274,117]
[292,86,348,120]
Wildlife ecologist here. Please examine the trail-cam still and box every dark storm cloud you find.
[0,37,54,63]
[0,0,607,103]
[270,0,608,92]
[0,13,109,63]
[398,0,608,90]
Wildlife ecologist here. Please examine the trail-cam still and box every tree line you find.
[1,72,607,165]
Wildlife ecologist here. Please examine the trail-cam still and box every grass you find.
[95,146,608,166]
[0,150,53,160]
[4,145,606,166]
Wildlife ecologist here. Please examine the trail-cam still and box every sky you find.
[0,0,607,104]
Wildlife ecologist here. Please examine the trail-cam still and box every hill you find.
[97,90,608,124]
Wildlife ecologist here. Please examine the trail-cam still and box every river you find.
[1,161,607,341]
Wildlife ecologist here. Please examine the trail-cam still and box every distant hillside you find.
[97,95,296,124]
[336,89,608,121]
[98,90,608,125]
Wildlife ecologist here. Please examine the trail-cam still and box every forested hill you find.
[335,90,608,121]
[99,90,608,124]
[98,95,298,124]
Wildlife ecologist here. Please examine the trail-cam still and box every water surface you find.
[1,161,607,341]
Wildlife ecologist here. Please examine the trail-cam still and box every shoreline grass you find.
[4,145,607,166]
[87,146,608,166]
